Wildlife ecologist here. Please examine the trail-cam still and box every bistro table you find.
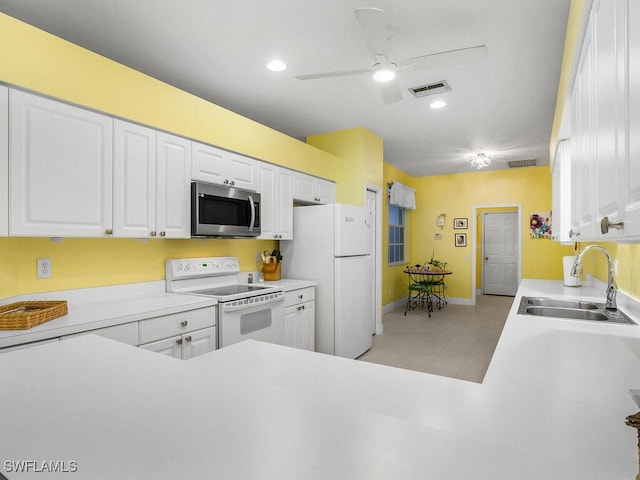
[403,266,452,316]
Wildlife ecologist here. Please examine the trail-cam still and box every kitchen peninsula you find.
[1,279,640,479]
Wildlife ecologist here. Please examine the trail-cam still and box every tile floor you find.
[358,294,514,383]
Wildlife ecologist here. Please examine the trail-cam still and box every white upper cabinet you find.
[568,0,640,241]
[293,172,336,205]
[551,139,572,243]
[0,85,7,237]
[191,142,257,191]
[617,0,640,240]
[9,90,113,237]
[112,121,191,239]
[257,162,293,240]
[113,120,157,238]
[156,132,191,238]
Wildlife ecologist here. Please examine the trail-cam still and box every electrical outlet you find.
[37,258,52,279]
[255,251,262,262]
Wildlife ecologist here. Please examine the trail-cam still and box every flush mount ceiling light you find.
[430,100,447,109]
[467,153,492,169]
[266,59,287,72]
[371,63,397,82]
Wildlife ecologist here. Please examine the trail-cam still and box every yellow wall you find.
[393,166,574,302]
[306,127,384,205]
[0,13,354,298]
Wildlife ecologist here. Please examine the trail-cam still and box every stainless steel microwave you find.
[191,181,261,237]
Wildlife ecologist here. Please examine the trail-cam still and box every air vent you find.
[409,80,451,98]
[508,159,537,168]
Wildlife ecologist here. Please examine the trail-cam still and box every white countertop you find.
[0,281,217,348]
[0,278,638,478]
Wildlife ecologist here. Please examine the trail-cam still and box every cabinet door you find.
[113,120,156,238]
[191,141,227,185]
[10,90,113,237]
[0,85,7,237]
[227,153,257,191]
[593,0,622,239]
[292,172,316,204]
[315,178,336,204]
[284,301,315,351]
[570,19,596,241]
[618,0,640,239]
[276,167,294,239]
[551,139,572,243]
[257,162,278,239]
[156,132,191,238]
[182,326,216,360]
[139,335,182,359]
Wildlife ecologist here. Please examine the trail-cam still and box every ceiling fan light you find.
[372,64,397,82]
[467,153,492,169]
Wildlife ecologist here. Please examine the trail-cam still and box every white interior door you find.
[483,212,518,296]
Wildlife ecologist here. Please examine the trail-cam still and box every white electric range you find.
[166,257,285,348]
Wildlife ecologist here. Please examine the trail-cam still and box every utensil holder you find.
[262,262,281,281]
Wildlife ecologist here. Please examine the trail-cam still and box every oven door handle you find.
[248,195,256,233]
[222,294,284,313]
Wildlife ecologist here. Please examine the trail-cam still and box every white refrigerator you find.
[281,204,373,359]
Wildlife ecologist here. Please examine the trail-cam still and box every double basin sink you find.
[517,296,636,325]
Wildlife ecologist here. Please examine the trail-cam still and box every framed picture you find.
[453,218,468,229]
[455,233,467,247]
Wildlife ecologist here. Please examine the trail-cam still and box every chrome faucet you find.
[570,245,617,310]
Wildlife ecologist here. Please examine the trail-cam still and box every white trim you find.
[366,184,383,335]
[472,203,522,306]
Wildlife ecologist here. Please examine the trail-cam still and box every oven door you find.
[218,297,284,348]
[191,181,261,237]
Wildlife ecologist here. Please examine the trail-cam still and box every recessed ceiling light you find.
[430,100,447,109]
[266,60,287,72]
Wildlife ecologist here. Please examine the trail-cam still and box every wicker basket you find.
[0,301,68,330]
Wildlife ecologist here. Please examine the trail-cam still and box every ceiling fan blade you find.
[294,69,369,80]
[354,7,391,57]
[399,45,488,71]
[380,79,402,104]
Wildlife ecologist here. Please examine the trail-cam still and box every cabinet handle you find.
[150,231,157,237]
[176,339,183,345]
[180,321,188,327]
[298,294,304,299]
[105,228,113,235]
[159,231,166,237]
[298,305,305,311]
[230,180,235,186]
[600,216,624,234]
[224,179,229,184]
[185,336,192,342]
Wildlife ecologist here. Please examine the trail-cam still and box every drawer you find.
[62,322,139,346]
[284,287,315,308]
[0,337,60,354]
[139,307,216,344]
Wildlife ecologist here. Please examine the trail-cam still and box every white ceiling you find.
[0,0,571,177]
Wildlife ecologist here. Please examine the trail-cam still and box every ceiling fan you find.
[295,7,487,104]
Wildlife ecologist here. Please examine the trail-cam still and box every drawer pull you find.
[298,294,304,299]
[180,321,188,327]
[176,339,183,345]
[185,336,192,342]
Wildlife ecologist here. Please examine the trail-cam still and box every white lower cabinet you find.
[283,287,315,351]
[138,307,217,360]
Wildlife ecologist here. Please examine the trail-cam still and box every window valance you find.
[389,182,416,210]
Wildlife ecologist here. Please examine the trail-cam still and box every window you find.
[388,205,405,265]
